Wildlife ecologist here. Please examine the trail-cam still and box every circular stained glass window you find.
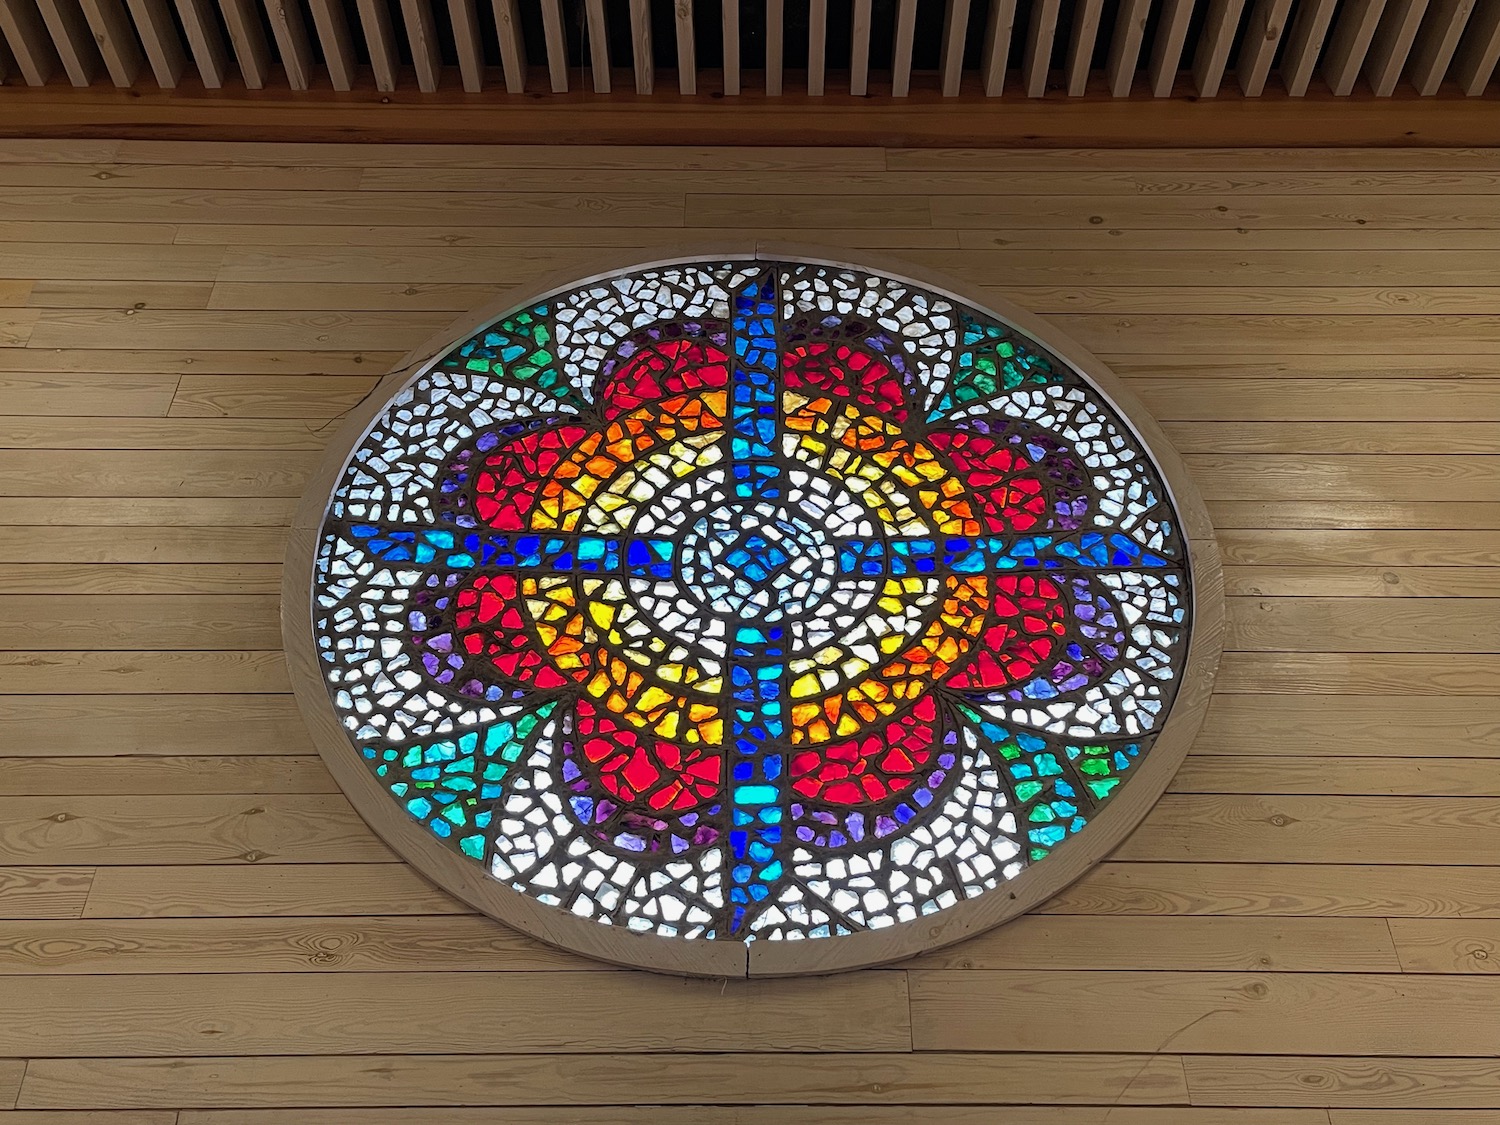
[285,253,1223,977]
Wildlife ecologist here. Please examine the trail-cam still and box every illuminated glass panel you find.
[311,259,1191,944]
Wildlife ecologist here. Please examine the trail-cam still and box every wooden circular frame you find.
[284,244,1225,979]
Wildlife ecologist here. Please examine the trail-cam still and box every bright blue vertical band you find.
[726,272,785,934]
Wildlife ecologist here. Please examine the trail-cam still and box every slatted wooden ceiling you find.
[0,0,1497,98]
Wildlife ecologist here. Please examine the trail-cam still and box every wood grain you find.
[1196,695,1500,756]
[81,862,462,917]
[1171,756,1500,796]
[0,756,334,795]
[4,138,1500,1117]
[0,913,1399,974]
[0,971,912,1055]
[27,308,450,351]
[0,651,291,693]
[1042,862,1500,917]
[0,1061,27,1111]
[169,375,377,419]
[1224,567,1500,597]
[16,1052,1186,1108]
[0,451,317,496]
[0,527,289,562]
[910,970,1500,1054]
[0,866,95,919]
[0,498,295,523]
[0,794,388,864]
[1217,653,1500,694]
[0,695,306,756]
[904,914,1401,971]
[1208,502,1500,530]
[0,1112,175,1124]
[0,595,282,649]
[0,564,283,593]
[1225,597,1500,651]
[162,1112,1335,1125]
[1185,1054,1500,1106]
[1117,794,1500,863]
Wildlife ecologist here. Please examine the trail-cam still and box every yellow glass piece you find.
[791,672,821,697]
[636,684,674,714]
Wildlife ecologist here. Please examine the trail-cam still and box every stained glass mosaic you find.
[307,258,1194,950]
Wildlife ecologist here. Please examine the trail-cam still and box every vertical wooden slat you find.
[79,0,143,85]
[1022,0,1061,94]
[1323,0,1388,93]
[940,0,971,94]
[449,0,483,90]
[1452,0,1500,92]
[1192,0,1246,93]
[539,0,567,91]
[0,0,58,84]
[306,0,355,90]
[629,0,652,92]
[262,0,313,89]
[721,0,739,93]
[764,0,782,92]
[1236,0,1294,94]
[216,0,269,87]
[493,0,525,92]
[172,0,225,85]
[399,0,441,91]
[849,0,871,93]
[124,0,187,86]
[1146,0,1194,93]
[807,0,826,94]
[0,21,15,76]
[1065,0,1104,93]
[584,0,610,91]
[355,0,397,88]
[35,0,97,84]
[1106,0,1150,93]
[1365,0,1429,92]
[1279,0,1337,92]
[1407,0,1474,92]
[891,0,917,94]
[674,0,694,93]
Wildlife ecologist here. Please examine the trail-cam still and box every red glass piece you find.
[790,695,938,805]
[473,424,589,530]
[576,700,722,812]
[944,574,1068,690]
[927,428,1050,533]
[447,574,577,690]
[597,337,731,420]
[784,341,907,422]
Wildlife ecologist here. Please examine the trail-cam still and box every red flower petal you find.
[784,341,907,423]
[597,337,730,420]
[791,695,939,806]
[944,574,1068,690]
[576,699,723,812]
[927,428,1050,533]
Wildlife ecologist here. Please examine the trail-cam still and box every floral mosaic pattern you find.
[312,260,1191,942]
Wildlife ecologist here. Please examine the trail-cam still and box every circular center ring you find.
[676,499,841,625]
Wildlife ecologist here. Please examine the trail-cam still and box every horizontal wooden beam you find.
[0,83,1493,147]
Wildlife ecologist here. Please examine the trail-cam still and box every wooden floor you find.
[2,139,1500,1124]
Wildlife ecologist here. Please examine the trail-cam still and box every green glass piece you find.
[362,699,558,858]
[440,304,582,405]
[928,313,1064,421]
